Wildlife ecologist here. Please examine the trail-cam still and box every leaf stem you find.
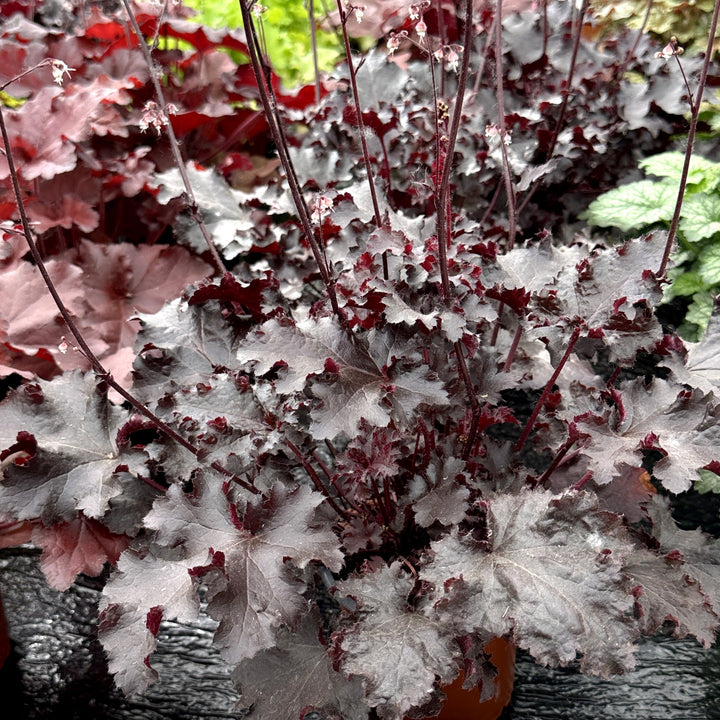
[502,324,523,372]
[658,4,720,277]
[119,0,226,276]
[515,325,581,452]
[571,470,593,492]
[312,451,364,513]
[287,441,348,518]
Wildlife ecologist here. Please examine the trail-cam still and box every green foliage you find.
[696,469,720,495]
[0,90,26,108]
[591,0,719,52]
[183,0,342,87]
[584,151,720,340]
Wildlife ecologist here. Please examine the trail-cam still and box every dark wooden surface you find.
[2,548,719,720]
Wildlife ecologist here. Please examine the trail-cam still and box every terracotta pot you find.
[425,637,516,720]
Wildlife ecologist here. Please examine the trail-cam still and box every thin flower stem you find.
[335,0,387,279]
[436,0,474,299]
[515,325,582,452]
[239,0,350,328]
[308,0,322,105]
[0,59,56,92]
[617,0,653,79]
[472,11,497,96]
[493,0,517,249]
[0,100,258,496]
[436,0,447,96]
[551,0,590,150]
[119,0,226,276]
[659,4,720,277]
[490,302,503,346]
[517,0,588,217]
[534,435,578,487]
[454,339,479,410]
[481,180,503,225]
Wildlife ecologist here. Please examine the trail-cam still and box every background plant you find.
[184,0,344,86]
[591,0,720,53]
[0,1,719,719]
[585,151,720,340]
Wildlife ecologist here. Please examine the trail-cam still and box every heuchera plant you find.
[1,1,720,718]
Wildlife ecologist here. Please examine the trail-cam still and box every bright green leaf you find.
[680,193,720,244]
[0,90,27,109]
[665,269,708,298]
[681,291,716,340]
[640,152,720,190]
[696,470,720,495]
[584,180,676,232]
[698,243,720,285]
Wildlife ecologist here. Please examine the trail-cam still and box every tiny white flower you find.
[58,337,68,354]
[445,47,460,73]
[251,2,267,16]
[387,33,401,56]
[353,4,366,23]
[415,19,427,40]
[311,194,334,224]
[50,59,75,85]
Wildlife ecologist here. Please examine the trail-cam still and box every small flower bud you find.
[50,59,75,85]
[655,36,684,60]
[445,47,460,73]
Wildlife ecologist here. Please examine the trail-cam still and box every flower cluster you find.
[485,123,512,145]
[433,45,461,73]
[138,101,177,135]
[311,194,334,223]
